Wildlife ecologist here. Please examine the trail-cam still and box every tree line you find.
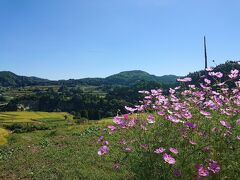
[2,80,174,120]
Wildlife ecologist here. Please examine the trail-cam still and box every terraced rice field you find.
[0,112,72,123]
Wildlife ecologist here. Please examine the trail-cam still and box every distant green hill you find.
[1,61,239,88]
[0,70,178,87]
[157,75,179,84]
[105,70,177,85]
[0,71,50,87]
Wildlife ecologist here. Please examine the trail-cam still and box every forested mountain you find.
[105,70,177,85]
[1,61,239,88]
[157,75,179,84]
[0,70,178,87]
[0,71,51,87]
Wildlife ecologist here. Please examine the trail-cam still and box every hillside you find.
[105,70,177,85]
[0,71,50,87]
[1,61,239,88]
[157,74,179,84]
[0,70,177,87]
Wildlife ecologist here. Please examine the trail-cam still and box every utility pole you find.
[204,36,208,69]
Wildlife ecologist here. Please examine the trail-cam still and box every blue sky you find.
[0,0,239,80]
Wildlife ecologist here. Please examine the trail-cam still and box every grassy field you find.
[0,112,73,123]
[0,112,130,179]
[0,112,74,145]
[0,112,73,146]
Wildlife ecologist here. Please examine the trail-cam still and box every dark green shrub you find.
[75,117,88,124]
[4,123,49,133]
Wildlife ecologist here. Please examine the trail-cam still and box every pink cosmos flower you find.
[236,119,240,125]
[154,147,165,154]
[135,105,145,111]
[228,69,239,79]
[123,114,129,119]
[177,77,192,82]
[127,119,137,127]
[169,147,179,154]
[169,88,176,94]
[141,144,149,150]
[97,136,104,143]
[144,95,152,99]
[107,125,116,132]
[189,85,196,89]
[208,72,215,76]
[98,146,109,156]
[151,89,159,95]
[204,100,217,110]
[200,111,211,117]
[182,111,193,119]
[208,160,220,174]
[209,72,223,78]
[113,116,124,125]
[163,153,176,164]
[113,116,127,128]
[200,83,210,90]
[217,82,225,86]
[173,170,182,177]
[204,78,211,84]
[220,120,232,129]
[103,141,109,145]
[189,140,197,145]
[184,122,197,129]
[196,164,209,177]
[157,111,165,116]
[125,106,137,112]
[147,115,155,124]
[167,115,181,123]
[215,72,223,78]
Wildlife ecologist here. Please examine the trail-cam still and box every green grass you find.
[88,117,113,125]
[0,112,129,179]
